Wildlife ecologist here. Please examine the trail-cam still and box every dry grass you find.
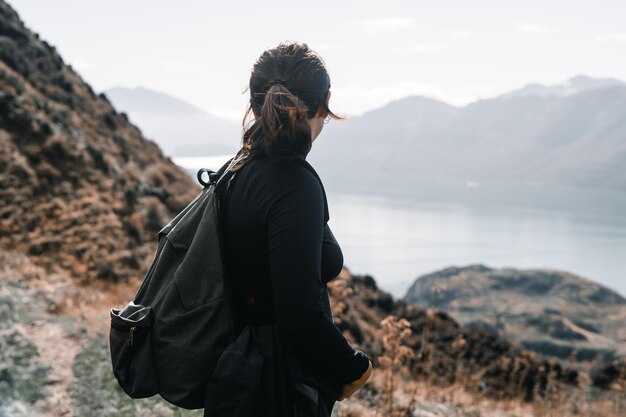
[337,366,625,417]
[377,315,416,417]
[334,311,626,417]
[1,249,143,337]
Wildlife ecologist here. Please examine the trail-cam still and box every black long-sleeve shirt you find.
[221,152,369,385]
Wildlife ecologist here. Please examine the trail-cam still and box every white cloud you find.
[389,42,448,54]
[351,17,417,35]
[205,107,244,122]
[136,54,205,73]
[311,43,344,53]
[596,33,626,42]
[408,43,447,53]
[330,81,502,116]
[516,22,557,34]
[333,82,445,116]
[68,58,99,71]
[450,30,472,39]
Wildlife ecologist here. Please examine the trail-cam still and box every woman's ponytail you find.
[259,81,312,161]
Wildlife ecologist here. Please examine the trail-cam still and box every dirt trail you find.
[27,321,84,417]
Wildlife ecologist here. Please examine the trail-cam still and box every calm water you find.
[175,156,626,299]
[325,191,626,299]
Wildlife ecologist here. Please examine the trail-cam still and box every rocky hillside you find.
[0,0,199,283]
[329,268,583,402]
[403,265,626,370]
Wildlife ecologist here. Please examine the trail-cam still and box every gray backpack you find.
[109,157,242,409]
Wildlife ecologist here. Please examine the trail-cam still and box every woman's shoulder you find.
[246,154,330,222]
[249,153,323,189]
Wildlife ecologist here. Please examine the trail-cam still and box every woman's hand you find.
[337,360,373,401]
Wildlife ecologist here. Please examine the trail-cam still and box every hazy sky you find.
[8,0,626,121]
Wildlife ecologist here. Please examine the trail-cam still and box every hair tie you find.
[265,78,287,89]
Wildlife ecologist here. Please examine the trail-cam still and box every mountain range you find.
[309,75,626,191]
[105,75,626,191]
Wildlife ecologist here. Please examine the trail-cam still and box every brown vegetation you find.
[0,1,198,284]
[329,268,624,416]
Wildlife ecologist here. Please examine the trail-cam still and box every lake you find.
[174,155,626,299]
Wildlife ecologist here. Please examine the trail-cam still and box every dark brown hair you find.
[229,41,346,171]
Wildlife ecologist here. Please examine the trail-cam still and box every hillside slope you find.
[0,0,199,282]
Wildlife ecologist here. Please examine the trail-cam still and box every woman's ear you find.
[320,90,331,118]
[325,90,331,115]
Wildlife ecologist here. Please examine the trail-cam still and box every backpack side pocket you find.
[109,302,158,398]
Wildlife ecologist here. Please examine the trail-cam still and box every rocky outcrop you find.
[403,265,626,370]
[0,0,199,283]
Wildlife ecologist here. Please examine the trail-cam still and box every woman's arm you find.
[266,167,369,384]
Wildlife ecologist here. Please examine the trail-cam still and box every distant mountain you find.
[308,75,626,191]
[104,86,241,157]
[403,265,626,369]
[502,75,625,98]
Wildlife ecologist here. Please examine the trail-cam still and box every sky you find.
[8,0,626,121]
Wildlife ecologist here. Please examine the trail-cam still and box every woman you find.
[219,41,373,416]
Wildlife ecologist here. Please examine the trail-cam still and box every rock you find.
[403,265,626,376]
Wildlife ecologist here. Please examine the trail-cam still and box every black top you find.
[221,152,370,385]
